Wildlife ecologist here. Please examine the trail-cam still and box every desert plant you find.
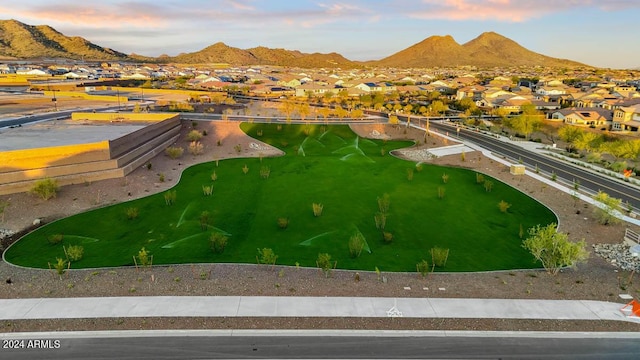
[312,203,324,217]
[202,185,213,196]
[188,141,204,155]
[242,164,249,174]
[460,151,466,162]
[377,193,390,213]
[48,233,64,245]
[30,178,59,200]
[199,211,210,230]
[257,248,278,266]
[164,190,176,205]
[406,168,414,181]
[430,247,450,268]
[437,186,445,199]
[165,146,184,159]
[64,245,84,261]
[498,200,511,213]
[475,173,484,184]
[210,232,228,253]
[382,231,393,243]
[441,173,449,183]
[234,144,242,153]
[260,166,271,179]
[484,180,493,192]
[348,232,365,258]
[125,207,139,220]
[50,258,69,279]
[316,253,334,278]
[277,217,289,229]
[522,223,589,276]
[186,130,203,142]
[210,171,218,181]
[416,259,430,278]
[158,173,165,182]
[592,191,622,225]
[374,212,387,230]
[134,247,152,269]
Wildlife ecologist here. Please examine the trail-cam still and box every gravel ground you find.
[1,121,639,333]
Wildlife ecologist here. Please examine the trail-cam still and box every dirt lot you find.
[1,121,639,333]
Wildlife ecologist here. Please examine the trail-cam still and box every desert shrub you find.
[135,247,152,268]
[522,223,588,276]
[64,245,84,261]
[441,173,449,183]
[165,146,184,159]
[498,200,511,213]
[260,166,271,179]
[159,173,165,182]
[211,171,217,181]
[202,185,213,196]
[186,130,203,142]
[382,231,393,243]
[188,141,204,155]
[416,259,430,278]
[484,180,493,192]
[430,247,450,268]
[30,178,59,200]
[437,186,445,199]
[312,203,324,217]
[475,173,484,184]
[277,217,289,229]
[610,161,627,173]
[164,190,176,205]
[257,248,278,265]
[406,168,414,181]
[199,211,210,230]
[377,193,390,213]
[125,207,139,220]
[374,212,387,230]
[210,232,228,253]
[348,232,365,258]
[48,233,64,245]
[592,191,622,225]
[234,144,242,153]
[51,258,68,279]
[316,253,334,278]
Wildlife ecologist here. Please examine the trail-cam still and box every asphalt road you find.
[421,118,640,211]
[1,334,639,360]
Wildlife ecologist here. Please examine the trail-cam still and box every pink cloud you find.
[410,0,640,22]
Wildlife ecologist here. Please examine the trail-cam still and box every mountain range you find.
[0,19,587,69]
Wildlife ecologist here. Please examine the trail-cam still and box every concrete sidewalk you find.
[0,296,636,323]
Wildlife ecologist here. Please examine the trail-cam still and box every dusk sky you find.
[2,0,639,69]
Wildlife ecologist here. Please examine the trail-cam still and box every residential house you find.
[549,107,612,127]
[612,104,640,131]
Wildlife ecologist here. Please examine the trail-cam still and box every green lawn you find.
[4,123,556,272]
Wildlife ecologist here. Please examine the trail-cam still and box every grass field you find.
[4,123,556,272]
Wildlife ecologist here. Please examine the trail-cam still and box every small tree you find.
[437,186,445,199]
[441,173,449,184]
[316,253,334,278]
[522,223,589,276]
[483,180,493,192]
[164,190,176,205]
[475,173,484,184]
[49,258,69,279]
[257,248,278,266]
[592,191,622,225]
[348,232,365,258]
[210,232,228,253]
[202,185,213,196]
[30,178,59,200]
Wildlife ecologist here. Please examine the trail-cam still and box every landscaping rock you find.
[593,243,640,271]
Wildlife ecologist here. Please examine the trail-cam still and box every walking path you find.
[0,296,637,323]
